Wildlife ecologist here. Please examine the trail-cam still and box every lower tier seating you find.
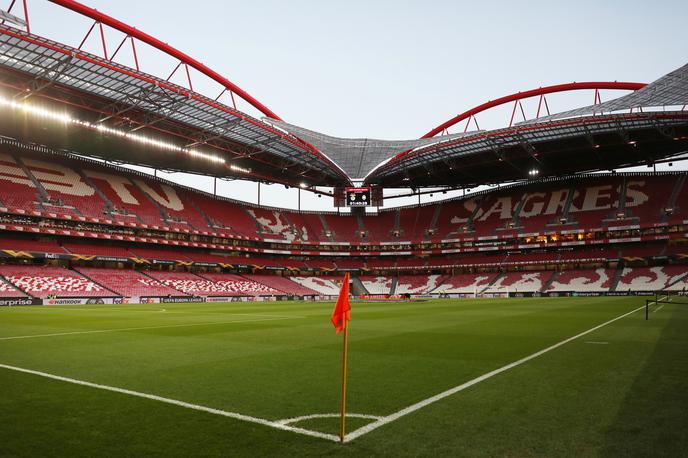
[615,266,688,291]
[0,265,113,297]
[433,273,500,294]
[241,274,319,295]
[289,276,341,295]
[484,271,554,293]
[75,267,184,297]
[546,268,615,292]
[360,276,393,295]
[395,275,448,294]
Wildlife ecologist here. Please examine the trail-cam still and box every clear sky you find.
[20,0,688,210]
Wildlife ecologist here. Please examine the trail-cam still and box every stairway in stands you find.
[389,276,398,295]
[609,268,624,292]
[318,214,336,242]
[350,276,369,295]
[541,271,559,292]
[480,272,504,294]
[426,204,442,240]
[664,173,687,222]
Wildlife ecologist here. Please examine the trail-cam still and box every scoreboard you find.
[334,186,382,207]
[346,187,371,206]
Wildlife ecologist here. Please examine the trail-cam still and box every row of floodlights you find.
[0,95,257,174]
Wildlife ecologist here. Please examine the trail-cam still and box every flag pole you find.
[339,324,349,443]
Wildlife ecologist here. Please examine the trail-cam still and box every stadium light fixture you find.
[229,164,251,174]
[528,168,539,176]
[0,94,225,165]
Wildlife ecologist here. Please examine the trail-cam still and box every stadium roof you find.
[0,1,686,191]
[264,119,478,180]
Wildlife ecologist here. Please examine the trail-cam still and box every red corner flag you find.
[331,273,351,333]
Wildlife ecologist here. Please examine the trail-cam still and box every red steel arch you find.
[48,0,282,121]
[422,81,647,139]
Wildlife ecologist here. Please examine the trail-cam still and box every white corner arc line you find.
[343,304,646,443]
[0,363,339,443]
[277,413,384,426]
[0,316,299,341]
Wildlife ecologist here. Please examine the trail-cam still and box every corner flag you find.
[331,272,351,443]
[331,272,351,333]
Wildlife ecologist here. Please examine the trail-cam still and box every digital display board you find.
[346,187,371,207]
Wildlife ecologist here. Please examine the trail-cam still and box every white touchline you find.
[653,303,666,313]
[0,316,301,341]
[343,304,647,443]
[0,363,339,443]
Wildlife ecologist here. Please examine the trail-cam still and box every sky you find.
[17,0,688,211]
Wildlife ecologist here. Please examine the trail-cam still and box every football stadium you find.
[1,1,687,456]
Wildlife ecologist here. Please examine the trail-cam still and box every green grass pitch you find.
[1,296,687,457]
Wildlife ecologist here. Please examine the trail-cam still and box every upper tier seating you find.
[360,212,396,242]
[395,274,447,294]
[63,243,133,258]
[322,214,359,242]
[128,247,192,261]
[546,268,615,292]
[284,211,323,242]
[188,194,259,238]
[289,276,341,295]
[0,149,685,246]
[360,276,393,294]
[0,265,113,298]
[433,273,499,294]
[22,157,109,219]
[397,206,436,241]
[0,153,40,210]
[74,267,184,297]
[0,238,67,254]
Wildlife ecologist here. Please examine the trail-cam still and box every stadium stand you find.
[360,276,393,294]
[289,276,341,295]
[196,272,280,296]
[615,266,688,292]
[0,152,41,210]
[0,277,27,297]
[484,271,554,293]
[74,268,184,297]
[433,273,500,295]
[0,237,67,254]
[144,271,246,296]
[0,265,114,298]
[546,268,615,292]
[241,274,319,295]
[395,274,447,294]
[63,243,133,258]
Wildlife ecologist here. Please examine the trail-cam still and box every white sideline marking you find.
[0,363,339,442]
[585,341,609,345]
[276,412,383,426]
[343,304,646,443]
[653,303,667,313]
[0,316,300,341]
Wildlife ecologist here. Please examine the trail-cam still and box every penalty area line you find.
[343,303,647,443]
[0,363,339,443]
